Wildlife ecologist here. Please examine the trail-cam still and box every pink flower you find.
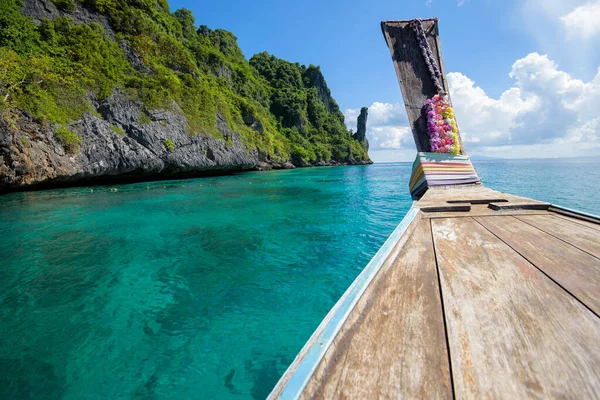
[423,94,461,154]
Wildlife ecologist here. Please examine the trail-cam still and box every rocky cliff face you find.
[22,0,114,35]
[0,91,292,191]
[303,66,335,114]
[0,0,371,193]
[0,93,371,192]
[353,107,369,151]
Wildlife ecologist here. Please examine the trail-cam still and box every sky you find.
[169,0,600,162]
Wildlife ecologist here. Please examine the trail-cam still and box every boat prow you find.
[268,18,600,399]
[270,185,600,399]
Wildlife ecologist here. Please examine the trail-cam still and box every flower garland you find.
[424,94,460,154]
[410,18,461,154]
[410,18,444,94]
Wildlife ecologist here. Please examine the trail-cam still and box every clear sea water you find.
[1,158,598,399]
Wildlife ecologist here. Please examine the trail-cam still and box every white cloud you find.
[367,102,406,126]
[450,53,600,152]
[346,52,600,161]
[561,1,600,39]
[518,0,599,79]
[345,102,411,151]
[369,126,413,149]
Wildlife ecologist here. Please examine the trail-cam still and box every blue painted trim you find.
[273,204,420,400]
[550,203,600,222]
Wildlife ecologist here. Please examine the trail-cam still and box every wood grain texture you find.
[516,214,600,259]
[416,186,550,220]
[550,211,600,232]
[432,217,600,399]
[382,20,464,154]
[268,210,422,399]
[300,220,452,399]
[447,198,508,204]
[421,204,471,213]
[488,202,550,211]
[475,216,600,316]
[416,185,542,210]
[422,209,548,219]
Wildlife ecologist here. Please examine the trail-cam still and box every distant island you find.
[0,0,371,192]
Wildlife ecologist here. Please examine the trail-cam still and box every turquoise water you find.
[474,158,600,215]
[0,159,598,399]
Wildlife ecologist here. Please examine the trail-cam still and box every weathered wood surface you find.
[552,211,600,231]
[476,215,600,316]
[268,210,422,399]
[432,217,600,399]
[422,207,549,219]
[447,198,507,204]
[488,202,551,211]
[300,219,452,399]
[517,214,600,259]
[421,204,471,213]
[381,20,464,154]
[416,185,545,211]
[271,182,600,398]
[550,207,600,228]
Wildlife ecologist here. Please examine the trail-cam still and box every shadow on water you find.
[0,356,64,400]
[245,356,287,400]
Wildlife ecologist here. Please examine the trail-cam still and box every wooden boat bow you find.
[268,18,600,400]
[381,19,465,155]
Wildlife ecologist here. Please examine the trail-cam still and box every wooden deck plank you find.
[550,212,600,232]
[488,202,550,211]
[300,219,452,399]
[416,185,545,210]
[421,204,471,213]
[431,217,600,399]
[516,214,600,259]
[423,211,549,219]
[268,208,422,399]
[475,216,600,316]
[421,203,549,219]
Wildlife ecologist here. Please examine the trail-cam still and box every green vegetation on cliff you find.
[0,0,369,164]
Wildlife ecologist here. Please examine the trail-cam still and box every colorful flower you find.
[423,95,461,154]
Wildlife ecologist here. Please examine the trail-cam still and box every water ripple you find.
[0,160,597,399]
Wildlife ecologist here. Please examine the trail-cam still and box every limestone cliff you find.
[353,107,369,151]
[0,0,371,192]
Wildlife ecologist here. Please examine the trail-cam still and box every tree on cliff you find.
[0,0,371,168]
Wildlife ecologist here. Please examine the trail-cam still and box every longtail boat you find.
[269,18,600,399]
